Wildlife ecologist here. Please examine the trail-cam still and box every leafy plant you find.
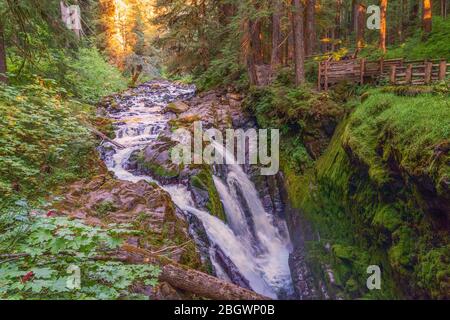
[0,200,161,300]
[0,80,98,202]
[65,47,127,103]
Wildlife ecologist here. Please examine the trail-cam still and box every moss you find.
[139,201,205,272]
[267,88,449,299]
[168,114,201,130]
[372,205,402,232]
[190,167,226,221]
[93,200,117,218]
[343,88,450,189]
[136,151,180,179]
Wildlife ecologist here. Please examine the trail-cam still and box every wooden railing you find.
[318,58,449,90]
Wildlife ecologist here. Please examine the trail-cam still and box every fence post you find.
[438,60,447,80]
[405,64,412,84]
[360,58,365,85]
[390,65,397,85]
[424,62,432,84]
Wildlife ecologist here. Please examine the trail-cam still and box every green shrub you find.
[0,201,160,300]
[66,47,127,103]
[0,80,97,202]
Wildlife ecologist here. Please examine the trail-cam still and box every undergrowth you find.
[0,200,161,300]
[0,80,100,203]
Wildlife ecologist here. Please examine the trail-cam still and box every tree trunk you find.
[287,21,295,62]
[252,20,263,65]
[399,0,406,42]
[334,0,342,49]
[219,3,235,25]
[271,0,283,71]
[423,0,432,33]
[305,0,316,56]
[380,0,388,53]
[356,3,366,48]
[441,0,447,18]
[351,0,357,32]
[244,19,259,85]
[0,22,7,84]
[122,244,268,300]
[292,0,305,85]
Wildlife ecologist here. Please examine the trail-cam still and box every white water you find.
[100,81,293,298]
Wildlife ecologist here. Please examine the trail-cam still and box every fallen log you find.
[122,244,269,300]
[87,126,125,149]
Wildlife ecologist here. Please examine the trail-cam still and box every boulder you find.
[134,135,184,184]
[165,100,189,114]
[55,175,204,271]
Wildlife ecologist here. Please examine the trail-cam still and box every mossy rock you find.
[165,101,189,114]
[136,135,184,183]
[190,167,226,221]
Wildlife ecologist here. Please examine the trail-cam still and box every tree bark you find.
[251,20,263,65]
[122,244,268,300]
[356,3,366,48]
[271,0,283,71]
[219,3,236,26]
[244,19,259,85]
[305,0,316,56]
[380,0,388,53]
[399,0,406,42]
[292,0,305,85]
[351,0,357,32]
[0,22,7,84]
[334,0,342,49]
[423,0,432,33]
[441,0,447,18]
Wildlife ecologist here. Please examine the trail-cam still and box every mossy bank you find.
[245,82,449,299]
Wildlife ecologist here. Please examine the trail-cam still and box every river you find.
[99,80,294,299]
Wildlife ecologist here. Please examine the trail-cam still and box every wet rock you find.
[189,167,226,221]
[134,135,184,184]
[165,100,189,114]
[288,249,318,300]
[213,245,251,290]
[55,175,203,270]
[191,186,210,209]
[277,173,325,300]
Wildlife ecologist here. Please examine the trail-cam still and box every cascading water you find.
[99,80,293,299]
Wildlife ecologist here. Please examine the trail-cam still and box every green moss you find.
[139,202,205,272]
[137,151,180,179]
[372,205,402,232]
[343,88,450,189]
[94,200,118,218]
[190,167,226,221]
[272,88,449,299]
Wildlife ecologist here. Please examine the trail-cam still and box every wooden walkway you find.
[318,58,450,90]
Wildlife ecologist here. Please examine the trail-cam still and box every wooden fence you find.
[318,58,449,90]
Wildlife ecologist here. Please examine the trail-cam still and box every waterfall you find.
[99,80,293,299]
